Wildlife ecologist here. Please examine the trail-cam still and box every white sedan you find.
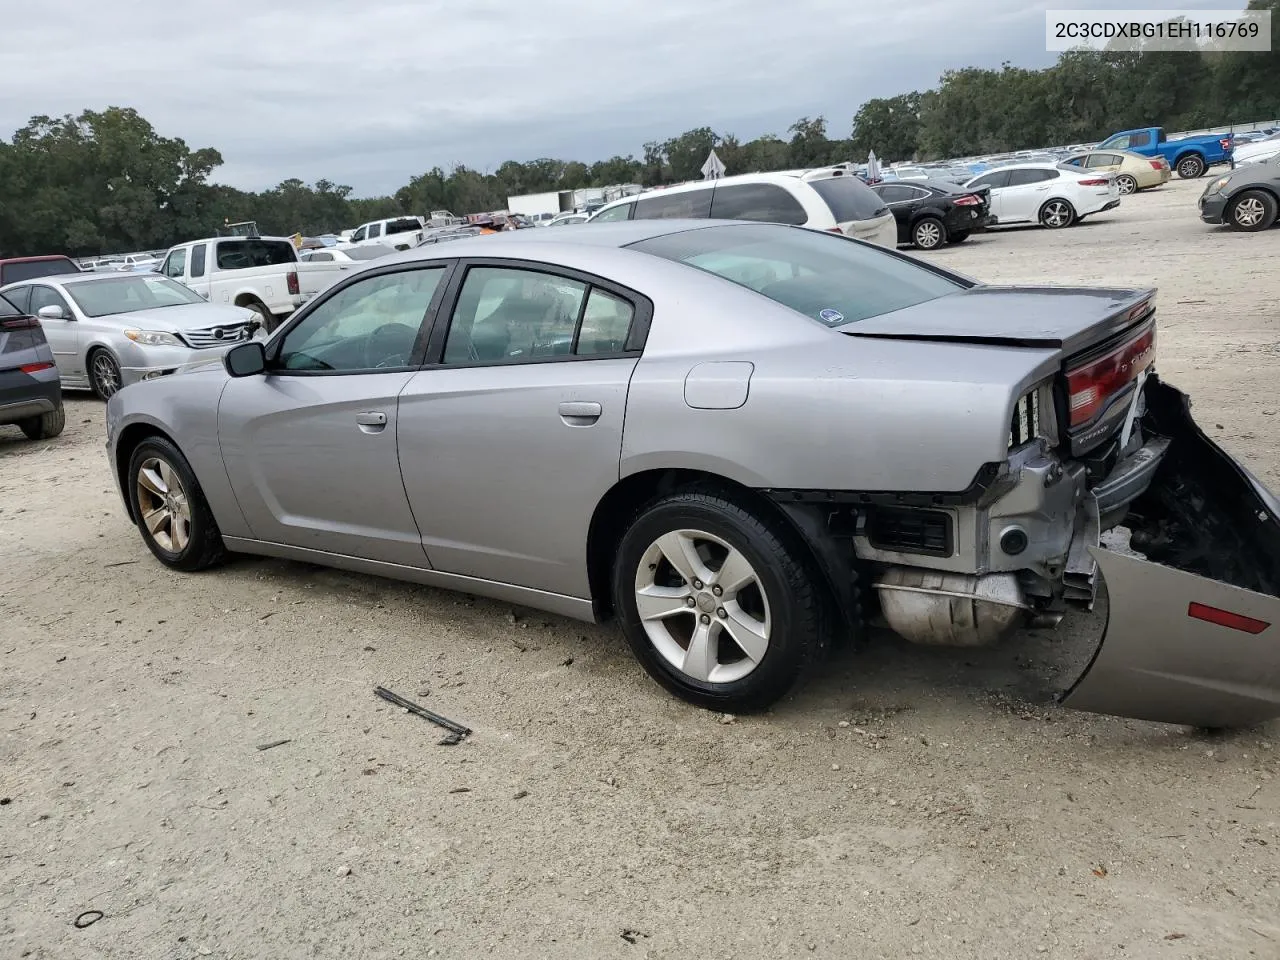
[962,162,1121,229]
[300,244,396,264]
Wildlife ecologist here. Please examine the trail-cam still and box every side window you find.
[277,267,445,373]
[576,289,634,355]
[29,285,72,317]
[351,226,367,242]
[189,244,207,278]
[443,267,587,364]
[1128,131,1151,148]
[1007,168,1054,186]
[309,252,334,262]
[877,184,914,203]
[162,248,187,278]
[708,183,807,225]
[4,285,32,313]
[1063,156,1085,167]
[1107,135,1131,150]
[368,223,383,238]
[592,203,634,222]
[633,188,714,220]
[970,170,1011,189]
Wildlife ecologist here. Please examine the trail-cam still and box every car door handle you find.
[559,401,601,425]
[355,411,388,433]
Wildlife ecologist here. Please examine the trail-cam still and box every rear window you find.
[384,218,423,236]
[215,239,297,271]
[806,177,888,224]
[629,222,965,327]
[0,258,81,285]
[634,189,714,220]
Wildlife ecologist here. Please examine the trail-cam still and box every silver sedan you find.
[0,273,263,399]
[104,220,1280,727]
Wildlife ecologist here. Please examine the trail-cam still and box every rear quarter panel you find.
[106,368,250,536]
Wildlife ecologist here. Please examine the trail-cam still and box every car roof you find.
[0,255,78,264]
[12,270,166,288]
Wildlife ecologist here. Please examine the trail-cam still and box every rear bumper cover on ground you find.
[1060,377,1280,728]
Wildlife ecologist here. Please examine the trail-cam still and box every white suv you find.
[587,170,897,247]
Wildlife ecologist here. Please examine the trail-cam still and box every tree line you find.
[1,0,1274,258]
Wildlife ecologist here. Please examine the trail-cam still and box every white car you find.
[545,212,591,227]
[300,244,396,264]
[1234,132,1280,166]
[587,170,897,247]
[0,272,263,399]
[962,162,1121,229]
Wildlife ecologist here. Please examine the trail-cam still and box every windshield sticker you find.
[819,308,845,325]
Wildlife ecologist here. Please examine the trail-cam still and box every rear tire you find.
[948,230,971,243]
[127,436,226,571]
[1115,174,1138,195]
[1176,154,1206,179]
[612,489,827,713]
[1039,199,1076,229]
[19,401,65,440]
[911,217,946,250]
[1227,190,1278,232]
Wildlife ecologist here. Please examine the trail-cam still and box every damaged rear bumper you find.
[1060,377,1280,728]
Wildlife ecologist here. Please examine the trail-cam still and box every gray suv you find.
[0,292,65,440]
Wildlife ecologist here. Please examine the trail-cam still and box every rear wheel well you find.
[586,469,840,624]
[114,423,179,522]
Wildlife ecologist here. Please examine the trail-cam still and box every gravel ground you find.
[2,176,1278,960]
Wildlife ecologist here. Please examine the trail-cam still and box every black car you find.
[1199,159,1279,231]
[871,179,994,249]
[0,292,64,441]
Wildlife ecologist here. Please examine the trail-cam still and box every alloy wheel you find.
[633,528,772,684]
[136,456,192,553]
[1116,176,1137,195]
[92,353,120,398]
[914,221,943,248]
[1233,197,1266,228]
[1042,201,1072,228]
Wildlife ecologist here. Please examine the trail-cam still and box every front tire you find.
[1115,174,1138,195]
[911,217,946,250]
[127,436,226,571]
[1176,154,1206,179]
[1039,199,1076,229]
[612,490,827,712]
[244,300,277,334]
[88,349,121,400]
[19,401,65,440]
[1227,190,1278,232]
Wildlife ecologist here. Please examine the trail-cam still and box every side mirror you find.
[224,341,266,377]
[37,305,67,320]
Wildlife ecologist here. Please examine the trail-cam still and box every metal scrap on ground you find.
[374,686,472,743]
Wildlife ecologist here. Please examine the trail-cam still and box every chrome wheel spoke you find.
[635,583,693,622]
[722,605,769,663]
[714,547,756,599]
[655,531,711,585]
[139,466,167,496]
[681,620,718,682]
[142,506,168,534]
[171,513,190,550]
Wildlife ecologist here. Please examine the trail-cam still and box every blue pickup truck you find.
[1095,126,1233,180]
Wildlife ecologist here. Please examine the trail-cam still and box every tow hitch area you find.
[1061,377,1280,728]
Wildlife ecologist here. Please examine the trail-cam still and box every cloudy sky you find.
[3,0,1249,196]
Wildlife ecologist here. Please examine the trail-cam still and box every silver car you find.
[0,273,263,399]
[104,221,1280,727]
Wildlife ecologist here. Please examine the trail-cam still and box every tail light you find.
[19,361,54,373]
[1149,160,1165,170]
[1,316,40,330]
[286,270,300,296]
[1220,137,1233,150]
[1078,177,1110,186]
[1066,324,1156,427]
[826,226,844,233]
[1188,601,1269,634]
[953,194,982,206]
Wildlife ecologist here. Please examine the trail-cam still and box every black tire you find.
[911,216,946,250]
[88,348,122,401]
[127,436,226,571]
[1175,154,1205,179]
[1115,174,1138,195]
[612,489,828,712]
[19,401,65,440]
[1226,189,1278,232]
[1039,198,1077,229]
[948,230,971,243]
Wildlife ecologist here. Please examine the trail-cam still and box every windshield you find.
[629,223,967,327]
[65,275,207,317]
[0,293,22,318]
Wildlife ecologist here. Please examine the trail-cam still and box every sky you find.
[1,0,1251,197]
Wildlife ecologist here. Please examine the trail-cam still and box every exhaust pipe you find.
[875,569,1028,647]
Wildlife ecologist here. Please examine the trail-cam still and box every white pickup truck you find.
[157,236,347,332]
[345,216,427,251]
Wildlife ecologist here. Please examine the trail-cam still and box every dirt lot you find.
[2,176,1278,960]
